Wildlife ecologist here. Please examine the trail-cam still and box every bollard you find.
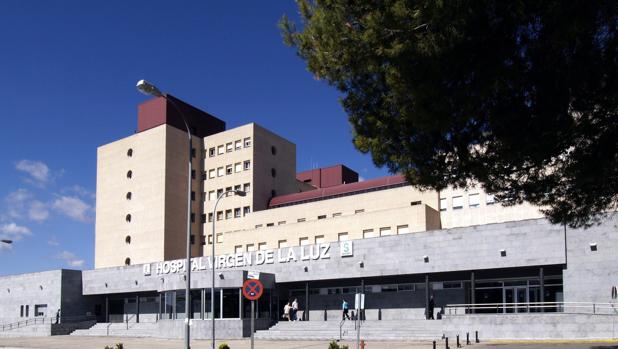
[466,332,470,345]
[433,340,436,349]
[475,331,479,343]
[457,335,460,348]
[446,337,449,349]
[360,340,365,349]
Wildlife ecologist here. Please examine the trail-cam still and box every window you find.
[266,223,274,227]
[234,162,242,173]
[271,146,277,155]
[235,245,243,253]
[208,213,213,222]
[191,169,196,179]
[126,214,131,222]
[380,227,392,236]
[126,192,132,200]
[332,212,342,217]
[209,147,215,157]
[235,140,242,150]
[127,148,133,157]
[410,200,421,206]
[315,235,325,244]
[355,209,364,214]
[208,191,215,201]
[255,224,263,228]
[217,145,224,155]
[20,305,24,317]
[439,198,447,211]
[381,285,398,293]
[271,168,277,177]
[201,214,206,223]
[234,184,241,191]
[190,213,195,223]
[125,235,131,244]
[363,229,375,238]
[226,142,233,152]
[191,148,196,158]
[246,244,255,252]
[297,218,306,222]
[278,240,288,248]
[209,169,216,179]
[397,225,410,235]
[191,191,195,201]
[243,206,251,216]
[217,167,224,177]
[190,235,195,245]
[443,281,463,289]
[338,232,349,241]
[34,304,47,317]
[126,170,133,179]
[299,237,309,246]
[258,242,267,251]
[201,171,207,180]
[216,233,223,243]
[225,186,232,192]
[244,137,251,148]
[217,189,223,197]
[226,165,233,175]
[317,215,326,220]
[486,194,496,205]
[207,235,213,244]
[452,196,463,209]
[125,258,131,266]
[234,208,241,218]
[25,305,29,317]
[278,221,286,225]
[216,211,223,221]
[469,193,480,207]
[243,183,251,193]
[243,160,251,170]
[225,209,232,219]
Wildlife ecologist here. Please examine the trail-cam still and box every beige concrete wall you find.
[439,185,543,229]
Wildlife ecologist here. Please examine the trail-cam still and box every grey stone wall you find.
[0,270,63,324]
[155,318,269,339]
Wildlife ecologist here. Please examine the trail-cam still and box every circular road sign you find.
[243,279,264,301]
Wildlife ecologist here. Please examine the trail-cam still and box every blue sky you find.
[0,1,390,275]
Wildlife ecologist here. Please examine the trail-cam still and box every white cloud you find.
[47,235,59,246]
[65,185,95,199]
[4,189,32,219]
[0,222,31,236]
[55,250,84,268]
[15,160,50,186]
[51,196,93,222]
[28,200,49,222]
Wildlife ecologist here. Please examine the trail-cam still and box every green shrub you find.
[218,343,230,349]
[328,341,340,349]
[115,344,124,349]
[340,345,349,349]
[104,347,112,349]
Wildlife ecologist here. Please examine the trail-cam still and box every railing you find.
[339,319,347,340]
[1,315,96,332]
[445,302,618,315]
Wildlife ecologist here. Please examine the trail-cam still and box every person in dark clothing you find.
[342,300,351,320]
[427,295,435,320]
[55,309,61,324]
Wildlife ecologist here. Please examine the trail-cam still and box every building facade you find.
[1,96,616,339]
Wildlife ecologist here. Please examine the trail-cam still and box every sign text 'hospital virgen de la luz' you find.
[143,242,352,276]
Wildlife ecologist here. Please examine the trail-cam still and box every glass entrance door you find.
[504,287,528,313]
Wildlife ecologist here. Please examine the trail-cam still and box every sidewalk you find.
[0,336,436,349]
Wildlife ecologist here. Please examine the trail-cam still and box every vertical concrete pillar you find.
[105,296,109,323]
[201,289,205,320]
[305,282,310,321]
[361,279,365,321]
[158,293,162,321]
[471,271,476,314]
[136,295,140,323]
[425,274,430,319]
[172,291,177,320]
[239,287,243,319]
[539,267,545,312]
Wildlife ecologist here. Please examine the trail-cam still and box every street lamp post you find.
[136,80,194,349]
[211,189,245,349]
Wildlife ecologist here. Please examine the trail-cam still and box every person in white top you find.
[283,302,291,321]
[292,298,299,321]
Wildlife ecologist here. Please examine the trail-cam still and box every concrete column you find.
[201,288,205,320]
[105,296,109,323]
[220,289,223,319]
[239,287,243,319]
[360,279,365,321]
[540,267,545,312]
[136,295,140,323]
[425,274,430,319]
[305,282,310,321]
[158,293,162,321]
[172,291,177,320]
[471,271,476,314]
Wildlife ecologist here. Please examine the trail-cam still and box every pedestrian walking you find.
[427,294,435,320]
[292,298,299,321]
[283,302,291,321]
[55,309,61,324]
[342,299,351,320]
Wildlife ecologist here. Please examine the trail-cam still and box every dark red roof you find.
[269,174,408,208]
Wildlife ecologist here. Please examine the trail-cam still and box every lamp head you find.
[136,79,163,97]
[234,190,247,197]
[1,239,12,244]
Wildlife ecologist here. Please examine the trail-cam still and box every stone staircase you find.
[254,320,444,341]
[70,322,159,337]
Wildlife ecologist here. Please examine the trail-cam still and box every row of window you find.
[206,160,251,179]
[205,183,251,202]
[288,282,463,297]
[439,193,496,211]
[203,205,252,223]
[207,137,252,157]
[253,209,367,229]
[19,304,47,317]
[232,225,410,252]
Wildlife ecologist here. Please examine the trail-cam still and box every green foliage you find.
[104,347,112,349]
[340,345,349,349]
[281,0,618,228]
[218,343,230,349]
[328,341,340,349]
[115,344,123,349]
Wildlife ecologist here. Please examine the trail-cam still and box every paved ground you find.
[1,337,617,349]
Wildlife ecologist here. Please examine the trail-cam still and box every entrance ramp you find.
[254,320,443,341]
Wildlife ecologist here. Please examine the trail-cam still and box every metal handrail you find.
[1,315,96,332]
[339,318,346,340]
[445,301,618,315]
